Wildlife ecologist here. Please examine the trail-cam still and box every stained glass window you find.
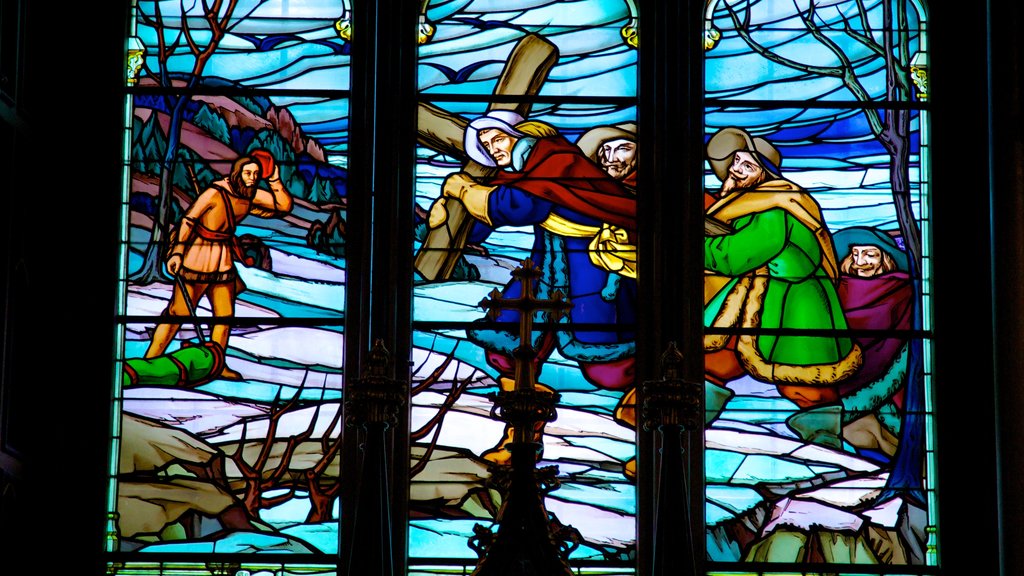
[702,0,934,568]
[101,1,951,574]
[109,0,350,570]
[409,0,639,572]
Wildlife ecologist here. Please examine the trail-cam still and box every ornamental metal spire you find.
[468,259,578,576]
[344,340,407,576]
[643,342,703,576]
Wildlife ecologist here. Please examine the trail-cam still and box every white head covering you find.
[464,110,527,167]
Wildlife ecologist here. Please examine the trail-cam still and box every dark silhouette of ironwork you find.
[345,340,408,576]
[643,342,702,576]
[468,259,579,576]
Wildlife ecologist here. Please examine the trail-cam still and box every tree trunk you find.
[306,472,339,523]
[130,93,189,284]
[888,109,922,269]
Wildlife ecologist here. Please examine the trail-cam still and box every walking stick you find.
[174,272,209,345]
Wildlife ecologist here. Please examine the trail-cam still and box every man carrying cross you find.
[427,110,638,464]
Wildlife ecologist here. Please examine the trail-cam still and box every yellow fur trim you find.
[703,275,752,351]
[737,272,862,384]
[737,335,863,385]
[705,273,732,306]
[705,268,862,384]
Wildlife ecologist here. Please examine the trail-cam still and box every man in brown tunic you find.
[144,154,293,380]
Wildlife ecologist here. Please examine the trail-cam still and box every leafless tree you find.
[228,381,343,523]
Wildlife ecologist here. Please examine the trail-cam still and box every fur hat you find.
[706,127,781,181]
[832,226,909,273]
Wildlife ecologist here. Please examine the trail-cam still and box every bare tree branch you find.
[854,0,875,36]
[897,0,910,67]
[200,0,213,20]
[251,386,298,472]
[310,419,343,478]
[151,1,172,87]
[842,13,885,57]
[261,484,299,508]
[219,0,242,32]
[411,372,472,442]
[411,348,457,395]
[800,2,882,109]
[140,62,158,82]
[895,0,911,95]
[232,419,249,462]
[180,0,202,57]
[267,420,315,485]
[409,419,444,478]
[265,382,320,485]
[729,1,885,139]
[726,1,843,78]
[881,0,903,105]
[410,373,474,478]
[205,0,222,30]
[801,1,856,71]
[320,400,344,455]
[226,0,267,33]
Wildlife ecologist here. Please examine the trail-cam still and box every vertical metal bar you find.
[987,0,1024,574]
[342,0,417,573]
[638,0,705,574]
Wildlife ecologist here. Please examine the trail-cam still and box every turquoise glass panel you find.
[130,1,350,90]
[704,0,927,103]
[419,0,637,97]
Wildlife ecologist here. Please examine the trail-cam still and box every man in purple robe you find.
[831,226,914,456]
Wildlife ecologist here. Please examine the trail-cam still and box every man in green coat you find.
[703,127,862,449]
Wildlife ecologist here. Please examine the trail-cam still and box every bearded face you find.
[720,150,767,195]
[230,161,261,199]
[598,138,637,180]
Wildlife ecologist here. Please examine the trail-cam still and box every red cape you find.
[488,136,637,231]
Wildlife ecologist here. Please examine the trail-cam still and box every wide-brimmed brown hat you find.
[576,122,637,161]
[706,127,781,181]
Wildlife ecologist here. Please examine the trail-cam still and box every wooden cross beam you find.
[415,34,559,280]
[417,33,559,176]
[478,259,572,394]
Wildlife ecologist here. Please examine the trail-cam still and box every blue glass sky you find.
[133,0,927,198]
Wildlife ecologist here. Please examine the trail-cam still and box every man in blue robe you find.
[428,110,637,465]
